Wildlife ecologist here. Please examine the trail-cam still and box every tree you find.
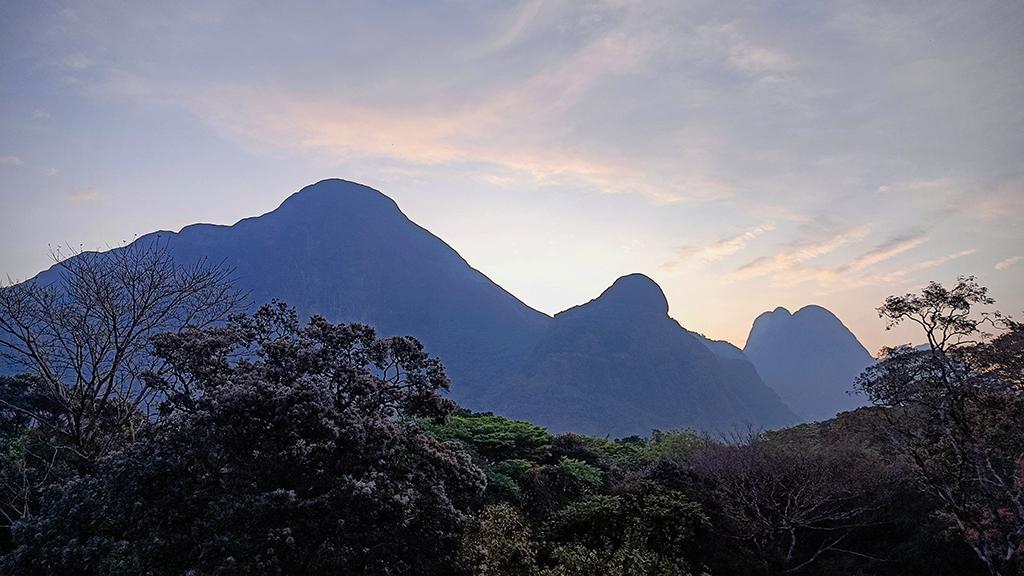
[0,240,242,544]
[426,411,553,463]
[542,482,707,576]
[858,276,1024,576]
[1,303,485,575]
[692,437,887,574]
[460,503,538,576]
[0,240,243,459]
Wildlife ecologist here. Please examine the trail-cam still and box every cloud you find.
[0,156,23,166]
[913,249,974,268]
[729,224,873,281]
[729,44,792,77]
[69,187,100,202]
[728,228,931,290]
[971,179,1024,222]
[31,110,50,120]
[995,256,1023,271]
[72,3,745,206]
[915,249,976,270]
[661,224,774,270]
[842,232,927,272]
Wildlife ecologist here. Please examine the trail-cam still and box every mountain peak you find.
[793,304,838,321]
[275,179,402,220]
[553,273,669,320]
[744,302,874,422]
[598,273,669,315]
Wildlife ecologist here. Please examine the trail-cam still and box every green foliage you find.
[638,429,704,462]
[543,484,706,576]
[491,458,535,480]
[556,457,602,488]
[427,412,553,463]
[484,468,523,503]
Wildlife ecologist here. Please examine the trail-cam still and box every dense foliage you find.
[2,304,484,575]
[0,273,1019,574]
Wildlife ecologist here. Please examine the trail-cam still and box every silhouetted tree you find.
[858,276,1024,576]
[0,240,242,455]
[0,240,242,543]
[1,304,485,575]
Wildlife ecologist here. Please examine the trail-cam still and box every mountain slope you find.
[743,305,875,422]
[28,179,548,400]
[489,275,795,436]
[17,179,796,435]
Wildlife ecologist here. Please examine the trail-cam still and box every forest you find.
[0,245,1021,576]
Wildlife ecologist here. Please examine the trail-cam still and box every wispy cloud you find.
[915,249,976,270]
[727,228,932,290]
[972,179,1024,222]
[69,187,100,202]
[729,224,873,281]
[30,110,50,120]
[842,232,927,272]
[0,156,23,166]
[661,224,774,271]
[995,256,1023,271]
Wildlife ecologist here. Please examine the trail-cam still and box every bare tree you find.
[858,276,1024,576]
[0,239,244,460]
[692,437,887,574]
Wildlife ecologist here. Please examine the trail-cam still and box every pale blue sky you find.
[2,0,1022,351]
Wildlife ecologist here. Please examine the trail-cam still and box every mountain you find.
[743,305,875,422]
[688,331,784,424]
[490,274,795,436]
[16,179,795,436]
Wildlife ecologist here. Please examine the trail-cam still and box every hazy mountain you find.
[743,305,875,422]
[493,274,795,436]
[16,179,796,435]
[688,331,787,426]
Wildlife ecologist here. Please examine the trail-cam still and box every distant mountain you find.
[743,305,875,422]
[15,179,795,436]
[688,331,787,427]
[488,274,795,436]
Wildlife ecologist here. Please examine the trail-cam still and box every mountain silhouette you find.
[15,179,796,435]
[743,305,875,422]
[492,274,795,436]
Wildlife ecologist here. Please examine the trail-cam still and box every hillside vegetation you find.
[0,243,1019,575]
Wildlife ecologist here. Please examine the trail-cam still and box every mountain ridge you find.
[13,179,807,435]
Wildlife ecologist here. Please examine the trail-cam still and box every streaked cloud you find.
[728,229,933,291]
[843,233,928,272]
[915,249,976,270]
[0,156,23,166]
[996,256,1023,271]
[661,224,774,271]
[730,224,873,282]
[972,179,1024,221]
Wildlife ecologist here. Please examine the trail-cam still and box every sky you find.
[1,0,1022,353]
